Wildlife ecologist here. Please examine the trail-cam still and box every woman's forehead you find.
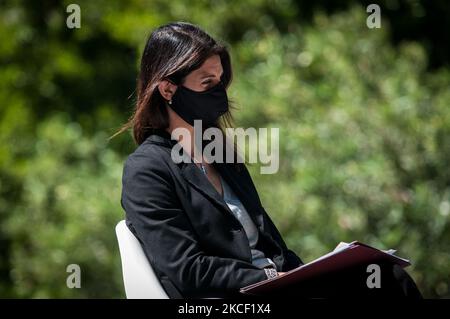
[194,55,223,77]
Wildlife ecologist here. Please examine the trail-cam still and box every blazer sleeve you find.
[238,162,304,271]
[260,206,304,271]
[120,152,269,298]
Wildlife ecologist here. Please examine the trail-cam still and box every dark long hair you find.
[111,21,236,146]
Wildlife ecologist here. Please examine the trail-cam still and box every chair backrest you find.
[115,220,169,299]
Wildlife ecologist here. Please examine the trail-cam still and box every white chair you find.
[115,220,169,299]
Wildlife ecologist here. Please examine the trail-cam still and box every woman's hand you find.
[278,272,287,276]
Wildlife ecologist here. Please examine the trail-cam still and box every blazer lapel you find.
[180,162,238,222]
[215,162,265,232]
[180,161,264,232]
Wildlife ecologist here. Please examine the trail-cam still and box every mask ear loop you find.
[164,78,178,105]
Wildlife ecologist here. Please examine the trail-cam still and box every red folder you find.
[240,241,411,295]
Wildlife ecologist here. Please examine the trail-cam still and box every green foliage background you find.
[0,0,448,298]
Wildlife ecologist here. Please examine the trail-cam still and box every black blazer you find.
[120,129,303,298]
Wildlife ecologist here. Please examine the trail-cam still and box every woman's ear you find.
[158,80,177,102]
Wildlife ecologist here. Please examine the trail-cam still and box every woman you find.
[119,22,422,299]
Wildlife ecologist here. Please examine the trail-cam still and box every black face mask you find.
[168,81,229,127]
